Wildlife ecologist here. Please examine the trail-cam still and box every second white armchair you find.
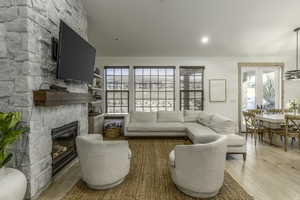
[169,134,227,198]
[76,134,132,190]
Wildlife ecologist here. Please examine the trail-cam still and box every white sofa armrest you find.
[124,114,130,136]
[169,150,175,168]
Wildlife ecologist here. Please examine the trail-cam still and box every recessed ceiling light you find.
[201,37,209,44]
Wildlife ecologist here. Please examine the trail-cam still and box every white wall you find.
[96,56,300,128]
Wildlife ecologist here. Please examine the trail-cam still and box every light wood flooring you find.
[38,138,300,200]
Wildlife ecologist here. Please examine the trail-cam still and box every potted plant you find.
[0,112,28,200]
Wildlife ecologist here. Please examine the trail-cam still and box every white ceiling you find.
[82,0,300,57]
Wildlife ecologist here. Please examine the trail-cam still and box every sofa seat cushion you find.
[184,123,217,143]
[127,122,186,132]
[224,134,245,146]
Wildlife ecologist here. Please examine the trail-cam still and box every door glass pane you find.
[262,71,276,109]
[242,71,256,110]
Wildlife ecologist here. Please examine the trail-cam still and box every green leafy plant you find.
[0,112,28,168]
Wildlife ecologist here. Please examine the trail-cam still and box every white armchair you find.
[76,134,131,190]
[169,135,227,198]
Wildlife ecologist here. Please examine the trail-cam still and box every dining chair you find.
[270,114,300,151]
[243,111,263,145]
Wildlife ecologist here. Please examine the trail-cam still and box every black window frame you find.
[134,66,176,112]
[180,66,205,111]
[105,66,129,114]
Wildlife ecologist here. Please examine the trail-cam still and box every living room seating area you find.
[125,111,247,160]
[1,0,300,200]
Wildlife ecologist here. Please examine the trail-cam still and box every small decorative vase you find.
[0,167,27,200]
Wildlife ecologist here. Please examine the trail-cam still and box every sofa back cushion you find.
[184,110,204,122]
[130,112,157,123]
[157,111,184,122]
[197,112,213,126]
[210,114,235,134]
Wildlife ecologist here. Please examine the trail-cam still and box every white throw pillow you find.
[197,112,213,126]
[184,110,203,122]
[157,111,184,122]
[130,112,157,123]
[210,114,235,134]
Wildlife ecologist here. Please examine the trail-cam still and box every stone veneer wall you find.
[0,0,89,199]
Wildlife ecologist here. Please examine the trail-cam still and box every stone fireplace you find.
[0,0,89,199]
[51,121,78,176]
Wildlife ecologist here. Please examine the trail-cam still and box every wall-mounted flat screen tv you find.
[57,20,96,84]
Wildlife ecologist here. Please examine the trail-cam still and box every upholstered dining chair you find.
[169,135,227,198]
[270,114,300,151]
[76,134,132,189]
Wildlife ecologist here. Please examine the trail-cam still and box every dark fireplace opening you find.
[51,121,78,176]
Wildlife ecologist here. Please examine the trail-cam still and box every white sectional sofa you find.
[124,111,247,160]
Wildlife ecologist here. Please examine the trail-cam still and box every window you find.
[134,67,175,112]
[105,67,129,113]
[180,66,204,111]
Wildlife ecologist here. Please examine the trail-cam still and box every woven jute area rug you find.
[63,138,254,200]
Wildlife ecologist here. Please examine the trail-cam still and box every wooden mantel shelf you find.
[33,90,93,106]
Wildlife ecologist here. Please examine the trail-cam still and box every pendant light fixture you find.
[285,27,300,80]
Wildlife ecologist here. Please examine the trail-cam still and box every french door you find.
[239,66,282,131]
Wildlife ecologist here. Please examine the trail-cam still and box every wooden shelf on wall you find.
[33,90,93,106]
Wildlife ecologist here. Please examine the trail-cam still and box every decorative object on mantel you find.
[285,27,300,80]
[209,79,227,102]
[33,90,92,106]
[0,112,28,200]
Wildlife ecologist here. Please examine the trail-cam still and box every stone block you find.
[16,0,32,7]
[0,0,13,7]
[48,1,59,26]
[0,80,14,97]
[15,76,30,92]
[0,97,9,111]
[6,18,28,32]
[31,0,48,17]
[0,39,7,58]
[27,7,49,30]
[9,93,32,107]
[28,133,52,162]
[19,61,42,76]
[0,7,18,22]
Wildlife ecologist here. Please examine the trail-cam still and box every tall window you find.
[134,67,175,112]
[180,66,204,111]
[105,66,129,113]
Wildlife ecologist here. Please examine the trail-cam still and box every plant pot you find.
[0,167,27,200]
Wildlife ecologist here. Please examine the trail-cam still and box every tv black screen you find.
[57,21,96,84]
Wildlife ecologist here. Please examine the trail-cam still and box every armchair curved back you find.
[76,134,130,186]
[174,135,227,193]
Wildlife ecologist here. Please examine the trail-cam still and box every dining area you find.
[243,108,300,151]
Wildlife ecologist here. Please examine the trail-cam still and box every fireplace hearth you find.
[51,121,78,176]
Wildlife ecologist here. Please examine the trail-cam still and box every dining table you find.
[255,112,296,145]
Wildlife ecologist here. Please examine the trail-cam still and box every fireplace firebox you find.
[51,121,78,176]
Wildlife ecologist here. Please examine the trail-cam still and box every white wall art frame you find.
[209,79,227,102]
